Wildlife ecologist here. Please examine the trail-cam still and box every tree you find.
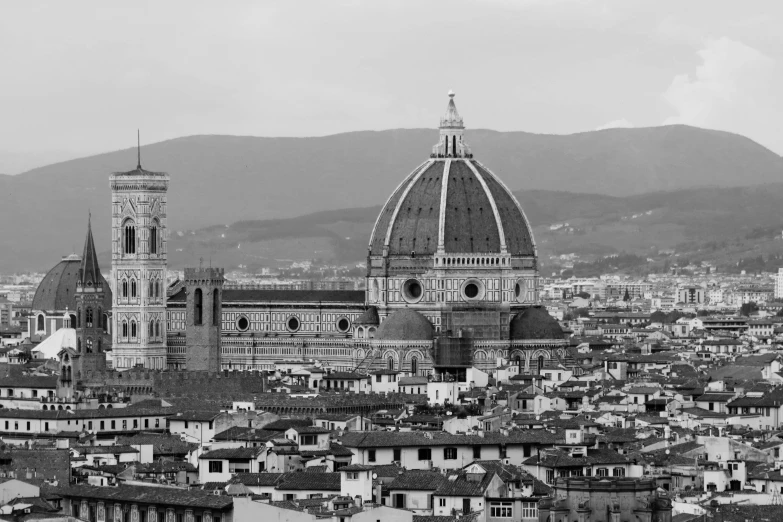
[740,302,759,317]
[574,308,591,318]
[576,291,591,299]
[650,311,667,324]
[665,311,685,324]
[623,289,631,302]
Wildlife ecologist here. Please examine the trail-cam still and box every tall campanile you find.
[110,141,169,370]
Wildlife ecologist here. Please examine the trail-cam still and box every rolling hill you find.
[147,184,783,276]
[5,124,783,272]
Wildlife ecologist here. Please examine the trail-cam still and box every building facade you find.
[538,477,672,522]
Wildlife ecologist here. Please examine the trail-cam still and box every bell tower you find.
[75,214,109,376]
[110,136,169,370]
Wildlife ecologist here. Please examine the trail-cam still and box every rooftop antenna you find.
[137,129,142,169]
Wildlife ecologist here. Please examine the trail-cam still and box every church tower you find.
[184,267,224,372]
[110,141,169,370]
[75,214,109,375]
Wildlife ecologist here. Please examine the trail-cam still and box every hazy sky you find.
[2,0,782,173]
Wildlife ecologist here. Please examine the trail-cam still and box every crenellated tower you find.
[110,142,169,370]
[184,267,224,372]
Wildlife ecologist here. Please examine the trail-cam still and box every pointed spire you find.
[137,129,142,169]
[78,212,103,289]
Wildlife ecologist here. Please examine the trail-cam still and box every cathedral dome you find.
[375,309,434,341]
[368,93,535,259]
[32,254,112,312]
[510,307,564,340]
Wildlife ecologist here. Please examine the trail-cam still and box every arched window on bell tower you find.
[149,222,158,254]
[123,220,136,255]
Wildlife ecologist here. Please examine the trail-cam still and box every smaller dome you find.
[355,306,380,326]
[375,309,434,341]
[510,307,564,340]
[32,256,82,312]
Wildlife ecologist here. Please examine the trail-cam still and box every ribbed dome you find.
[375,309,434,341]
[370,159,534,257]
[510,307,564,340]
[32,255,112,312]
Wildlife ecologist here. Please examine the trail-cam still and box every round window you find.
[516,278,532,303]
[402,279,424,303]
[461,279,485,301]
[237,316,249,331]
[337,318,350,332]
[287,316,300,332]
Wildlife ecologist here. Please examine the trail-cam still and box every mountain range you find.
[155,184,783,276]
[3,124,783,272]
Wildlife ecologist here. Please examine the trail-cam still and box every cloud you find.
[662,37,775,128]
[595,118,634,131]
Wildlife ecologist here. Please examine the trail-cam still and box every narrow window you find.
[131,320,137,338]
[37,314,44,331]
[122,280,128,298]
[194,289,203,325]
[122,321,128,338]
[131,280,137,298]
[213,289,219,326]
[150,226,158,254]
